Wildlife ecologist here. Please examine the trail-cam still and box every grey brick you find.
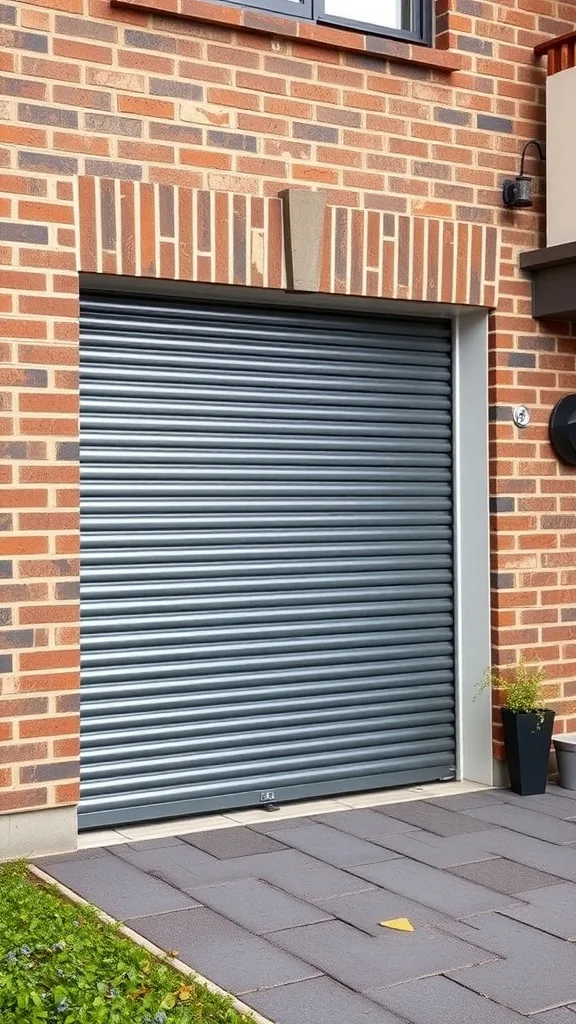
[85,159,142,180]
[55,14,117,41]
[19,151,77,175]
[56,441,79,460]
[1,628,34,648]
[18,102,77,128]
[150,77,202,100]
[293,121,339,142]
[190,877,332,933]
[508,352,536,367]
[316,885,449,935]
[448,856,561,894]
[0,563,12,580]
[271,919,497,991]
[372,829,497,869]
[42,856,197,919]
[125,29,177,52]
[56,693,80,713]
[477,114,513,132]
[245,976,402,1024]
[0,221,48,244]
[378,800,493,837]
[434,106,470,125]
[85,113,142,137]
[271,822,399,868]
[180,826,286,859]
[458,35,493,54]
[313,808,417,840]
[371,974,526,1024]
[348,858,520,916]
[490,497,515,514]
[55,581,79,600]
[444,914,576,1013]
[127,908,320,994]
[317,106,361,127]
[489,405,512,421]
[491,571,514,589]
[5,29,48,51]
[20,760,78,784]
[466,803,576,844]
[0,654,12,672]
[501,882,576,939]
[206,130,257,152]
[0,4,16,24]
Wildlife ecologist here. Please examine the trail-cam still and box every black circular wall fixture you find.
[549,395,576,466]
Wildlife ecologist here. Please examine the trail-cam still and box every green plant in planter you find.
[477,656,554,795]
[479,656,547,725]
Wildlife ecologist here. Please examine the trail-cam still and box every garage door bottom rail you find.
[77,764,456,829]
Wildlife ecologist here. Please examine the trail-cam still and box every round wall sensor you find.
[513,405,531,428]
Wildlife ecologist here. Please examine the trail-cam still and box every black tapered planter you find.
[501,708,555,796]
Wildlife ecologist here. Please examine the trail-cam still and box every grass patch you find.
[0,861,256,1024]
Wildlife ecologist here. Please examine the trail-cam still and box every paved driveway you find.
[36,785,576,1024]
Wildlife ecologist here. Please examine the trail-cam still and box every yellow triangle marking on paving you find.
[379,918,414,932]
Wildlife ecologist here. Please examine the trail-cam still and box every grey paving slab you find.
[501,881,576,939]
[443,913,576,1013]
[111,839,218,873]
[459,826,576,881]
[313,807,418,839]
[377,799,494,836]
[189,877,333,933]
[35,847,114,865]
[153,848,373,901]
[43,856,198,919]
[315,885,450,934]
[178,826,287,859]
[269,919,497,991]
[126,907,321,994]
[348,856,521,917]
[271,822,400,868]
[115,836,183,850]
[493,791,576,820]
[244,976,403,1024]
[535,1011,576,1024]
[151,850,307,889]
[258,849,377,901]
[466,803,576,844]
[373,829,498,869]
[427,791,510,811]
[370,973,527,1023]
[448,856,561,894]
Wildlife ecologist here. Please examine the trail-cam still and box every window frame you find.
[315,0,433,46]
[233,0,432,45]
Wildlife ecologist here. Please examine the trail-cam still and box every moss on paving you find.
[0,861,255,1024]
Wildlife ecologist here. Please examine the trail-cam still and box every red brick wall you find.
[1,0,575,815]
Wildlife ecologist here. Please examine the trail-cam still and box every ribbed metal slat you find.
[79,296,455,828]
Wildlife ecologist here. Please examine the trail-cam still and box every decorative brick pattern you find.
[76,174,499,304]
[1,0,576,823]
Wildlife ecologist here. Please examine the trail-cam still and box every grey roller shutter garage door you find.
[79,295,456,829]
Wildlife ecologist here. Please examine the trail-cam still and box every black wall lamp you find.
[502,140,545,209]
